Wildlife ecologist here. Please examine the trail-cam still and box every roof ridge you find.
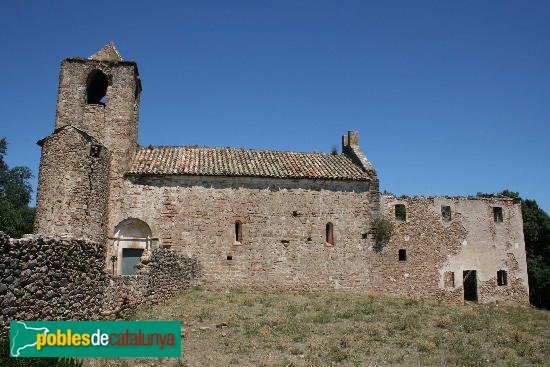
[137,144,345,157]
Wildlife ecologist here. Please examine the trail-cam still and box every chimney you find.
[342,130,359,151]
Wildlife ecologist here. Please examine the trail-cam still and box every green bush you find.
[370,217,394,251]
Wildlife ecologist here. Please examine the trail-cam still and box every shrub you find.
[370,217,394,251]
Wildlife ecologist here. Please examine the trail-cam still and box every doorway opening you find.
[463,270,478,302]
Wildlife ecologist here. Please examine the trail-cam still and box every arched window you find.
[86,70,108,105]
[326,222,334,245]
[235,221,243,243]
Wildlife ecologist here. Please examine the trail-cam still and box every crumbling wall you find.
[102,249,201,318]
[380,195,529,305]
[0,234,200,334]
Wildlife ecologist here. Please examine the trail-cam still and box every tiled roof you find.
[128,146,370,181]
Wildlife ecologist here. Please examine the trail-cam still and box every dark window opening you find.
[227,255,232,261]
[398,249,407,261]
[362,233,369,239]
[444,271,455,288]
[395,204,406,221]
[497,270,508,286]
[86,70,108,105]
[441,205,452,221]
[235,221,242,243]
[493,207,503,223]
[90,144,101,157]
[463,270,478,302]
[326,222,334,245]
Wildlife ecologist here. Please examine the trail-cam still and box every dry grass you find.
[84,289,550,367]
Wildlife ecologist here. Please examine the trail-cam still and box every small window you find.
[493,207,503,223]
[398,249,407,261]
[441,205,451,221]
[326,222,334,245]
[395,204,406,221]
[227,255,233,261]
[234,221,242,243]
[497,270,507,286]
[444,271,455,288]
[86,70,108,105]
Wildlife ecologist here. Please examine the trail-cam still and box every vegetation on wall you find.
[370,217,394,251]
[0,138,35,238]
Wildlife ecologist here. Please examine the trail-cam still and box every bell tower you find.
[54,42,142,169]
[34,43,142,243]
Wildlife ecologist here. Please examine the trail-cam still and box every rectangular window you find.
[441,205,451,221]
[493,207,503,223]
[497,270,507,286]
[398,249,407,261]
[444,271,455,288]
[395,204,406,221]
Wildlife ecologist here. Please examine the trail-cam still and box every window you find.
[444,271,455,288]
[395,204,406,221]
[493,207,503,223]
[326,222,334,245]
[497,270,508,286]
[398,249,407,261]
[234,221,243,243]
[227,255,233,261]
[441,205,451,221]
[86,70,108,105]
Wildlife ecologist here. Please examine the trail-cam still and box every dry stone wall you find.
[0,233,200,334]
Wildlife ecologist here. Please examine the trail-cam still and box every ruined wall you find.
[0,233,200,334]
[379,195,529,304]
[108,177,529,305]
[34,127,109,243]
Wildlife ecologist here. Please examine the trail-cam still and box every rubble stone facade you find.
[33,44,529,305]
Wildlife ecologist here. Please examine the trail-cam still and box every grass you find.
[84,289,550,367]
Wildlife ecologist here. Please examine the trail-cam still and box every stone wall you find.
[110,175,375,290]
[108,177,529,305]
[34,127,110,243]
[379,195,529,304]
[0,233,200,334]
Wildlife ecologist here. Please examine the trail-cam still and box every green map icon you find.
[10,321,50,357]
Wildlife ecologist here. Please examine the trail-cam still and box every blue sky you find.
[0,1,549,212]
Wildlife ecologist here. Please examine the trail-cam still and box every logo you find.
[10,321,181,357]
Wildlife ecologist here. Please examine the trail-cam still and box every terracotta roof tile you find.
[128,146,370,181]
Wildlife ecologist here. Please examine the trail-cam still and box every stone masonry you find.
[32,43,530,306]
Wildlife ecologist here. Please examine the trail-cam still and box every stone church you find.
[33,44,529,304]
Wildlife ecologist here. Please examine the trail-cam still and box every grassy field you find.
[85,289,549,367]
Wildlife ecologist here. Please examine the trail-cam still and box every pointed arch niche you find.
[112,218,154,275]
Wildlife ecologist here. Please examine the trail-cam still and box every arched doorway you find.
[113,218,153,275]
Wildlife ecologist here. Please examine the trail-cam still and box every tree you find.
[499,190,550,309]
[0,138,35,238]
